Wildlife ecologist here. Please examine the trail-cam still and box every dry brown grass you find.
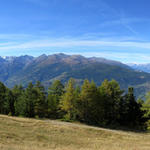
[0,115,150,150]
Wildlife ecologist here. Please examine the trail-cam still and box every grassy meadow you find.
[0,115,150,150]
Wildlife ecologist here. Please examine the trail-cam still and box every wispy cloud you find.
[0,34,150,63]
[1,37,150,50]
[99,0,146,35]
[0,34,35,40]
[0,42,15,46]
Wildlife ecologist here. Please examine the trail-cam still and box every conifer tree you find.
[60,78,77,120]
[4,89,15,116]
[143,92,150,118]
[79,80,99,124]
[48,80,64,96]
[34,81,46,118]
[46,80,64,118]
[24,82,36,117]
[12,85,25,116]
[0,82,7,114]
[124,87,147,128]
[99,79,123,125]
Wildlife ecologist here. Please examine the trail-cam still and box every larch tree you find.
[46,80,64,118]
[60,78,77,121]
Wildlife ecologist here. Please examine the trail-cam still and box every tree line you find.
[0,79,149,130]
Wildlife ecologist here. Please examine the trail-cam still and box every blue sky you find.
[0,0,150,63]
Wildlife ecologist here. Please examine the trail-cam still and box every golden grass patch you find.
[0,115,150,150]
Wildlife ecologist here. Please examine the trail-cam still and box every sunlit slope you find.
[0,115,150,150]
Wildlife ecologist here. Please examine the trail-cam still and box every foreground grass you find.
[0,115,150,150]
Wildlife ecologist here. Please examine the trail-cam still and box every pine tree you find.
[79,80,99,124]
[60,78,77,121]
[48,80,64,96]
[24,82,36,117]
[143,92,150,118]
[46,80,64,118]
[34,81,46,118]
[0,82,7,114]
[99,79,123,125]
[4,89,15,116]
[123,87,147,129]
[12,85,25,116]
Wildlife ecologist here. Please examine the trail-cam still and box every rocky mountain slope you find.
[0,53,150,97]
[128,63,150,73]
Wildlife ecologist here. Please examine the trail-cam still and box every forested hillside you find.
[0,79,148,130]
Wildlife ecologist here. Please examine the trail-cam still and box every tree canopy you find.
[0,79,148,130]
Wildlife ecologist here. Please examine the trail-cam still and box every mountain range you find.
[128,63,150,73]
[0,53,150,97]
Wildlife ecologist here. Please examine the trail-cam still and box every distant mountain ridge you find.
[128,63,150,73]
[0,53,150,97]
[1,53,130,67]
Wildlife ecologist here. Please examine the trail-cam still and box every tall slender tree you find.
[34,81,46,118]
[12,85,25,116]
[79,80,99,124]
[99,79,123,125]
[4,89,15,116]
[24,82,36,117]
[60,78,77,120]
[0,82,7,114]
[46,80,64,118]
